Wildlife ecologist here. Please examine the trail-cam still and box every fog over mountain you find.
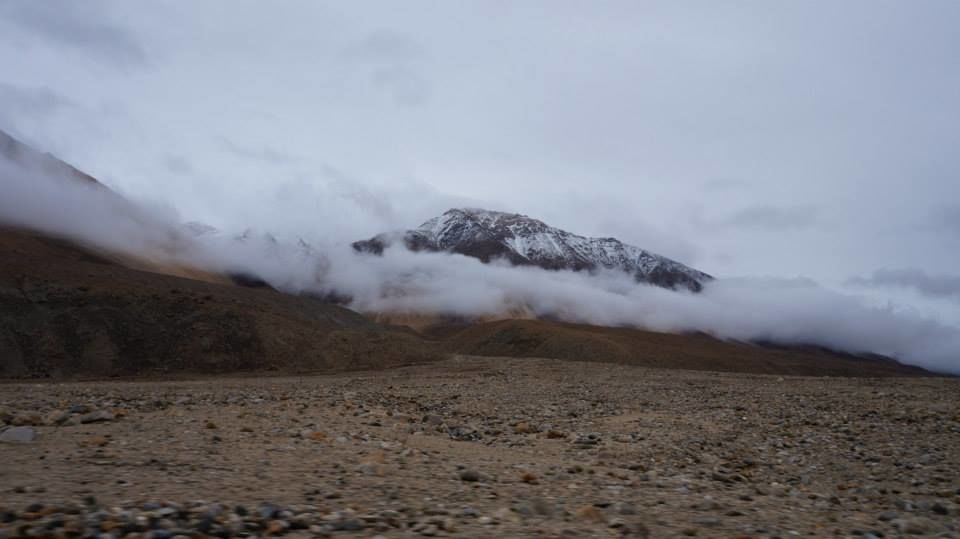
[0,2,958,372]
[2,141,959,374]
[353,208,713,292]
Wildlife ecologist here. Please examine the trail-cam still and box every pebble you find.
[694,516,721,528]
[459,469,481,482]
[11,412,42,426]
[423,414,444,426]
[492,507,518,523]
[0,426,35,443]
[893,517,935,535]
[447,425,481,441]
[44,410,71,426]
[574,504,606,524]
[573,433,602,446]
[78,410,116,424]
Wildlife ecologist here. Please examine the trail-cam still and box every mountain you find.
[0,130,437,377]
[0,128,101,187]
[354,208,712,292]
[0,133,934,378]
[0,223,927,379]
[0,226,437,378]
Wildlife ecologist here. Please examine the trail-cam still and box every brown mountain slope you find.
[0,226,438,378]
[0,226,934,378]
[435,319,930,377]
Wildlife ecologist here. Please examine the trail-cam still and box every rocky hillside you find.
[0,226,438,378]
[354,208,712,292]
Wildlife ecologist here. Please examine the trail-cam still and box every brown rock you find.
[574,505,606,524]
[11,412,43,426]
[44,410,71,426]
[514,421,534,434]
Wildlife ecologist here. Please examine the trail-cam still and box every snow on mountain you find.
[354,208,712,292]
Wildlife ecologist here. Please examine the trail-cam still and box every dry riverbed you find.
[1,356,959,538]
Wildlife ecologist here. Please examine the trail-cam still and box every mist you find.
[3,157,958,374]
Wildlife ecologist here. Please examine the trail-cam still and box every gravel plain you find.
[2,355,959,538]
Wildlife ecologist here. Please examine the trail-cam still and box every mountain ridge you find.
[0,128,102,187]
[354,208,712,292]
[0,131,940,377]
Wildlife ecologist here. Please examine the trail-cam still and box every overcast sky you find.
[2,1,959,323]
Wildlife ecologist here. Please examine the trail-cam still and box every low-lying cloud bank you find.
[3,157,959,374]
[848,268,960,303]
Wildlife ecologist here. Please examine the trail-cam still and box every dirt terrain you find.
[2,356,958,538]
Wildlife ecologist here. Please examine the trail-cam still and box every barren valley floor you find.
[1,356,959,538]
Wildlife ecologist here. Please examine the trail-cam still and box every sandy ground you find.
[1,356,959,538]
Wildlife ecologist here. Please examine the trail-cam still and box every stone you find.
[514,421,534,434]
[0,426,35,443]
[80,435,110,447]
[573,433,601,447]
[44,410,71,426]
[609,518,651,538]
[447,425,481,441]
[492,507,518,523]
[711,471,734,484]
[530,497,553,517]
[79,410,115,424]
[266,520,288,535]
[693,516,720,528]
[893,517,935,535]
[459,469,481,482]
[877,511,898,521]
[11,412,42,426]
[574,505,606,524]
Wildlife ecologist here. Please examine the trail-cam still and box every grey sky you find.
[1,1,958,321]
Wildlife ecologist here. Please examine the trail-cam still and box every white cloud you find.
[3,157,959,374]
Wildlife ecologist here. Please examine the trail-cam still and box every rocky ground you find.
[1,356,959,538]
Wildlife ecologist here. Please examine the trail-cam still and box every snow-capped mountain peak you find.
[355,208,712,292]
